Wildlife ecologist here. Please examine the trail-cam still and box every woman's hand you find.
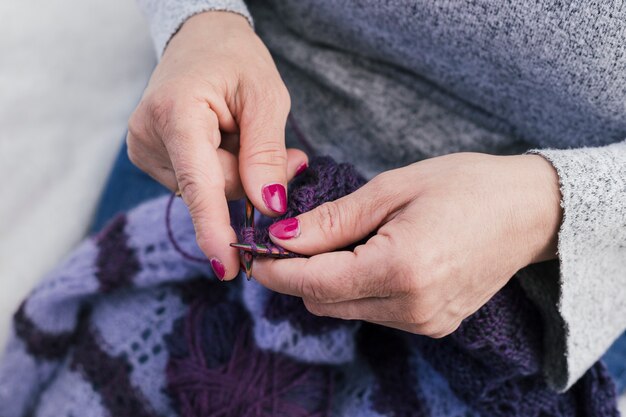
[253,153,562,337]
[127,11,307,280]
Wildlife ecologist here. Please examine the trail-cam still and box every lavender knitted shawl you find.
[0,157,618,417]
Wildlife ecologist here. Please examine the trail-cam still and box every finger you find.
[303,298,452,338]
[369,319,460,339]
[303,297,393,322]
[126,131,179,191]
[237,83,291,216]
[221,147,308,200]
[163,107,239,281]
[369,321,423,335]
[218,148,245,201]
[286,148,309,180]
[266,177,396,255]
[252,243,390,303]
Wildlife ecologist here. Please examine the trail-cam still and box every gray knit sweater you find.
[136,0,626,392]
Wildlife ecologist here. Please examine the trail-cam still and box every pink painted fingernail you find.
[295,162,308,176]
[210,258,225,281]
[269,218,300,240]
[262,183,287,214]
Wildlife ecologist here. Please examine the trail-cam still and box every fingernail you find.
[295,162,308,176]
[210,258,225,281]
[262,183,287,214]
[269,218,300,240]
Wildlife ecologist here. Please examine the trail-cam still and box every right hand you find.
[127,11,307,280]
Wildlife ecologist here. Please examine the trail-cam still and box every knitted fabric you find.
[0,157,619,417]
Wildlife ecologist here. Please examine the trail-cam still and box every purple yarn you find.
[95,214,141,292]
[5,156,617,417]
[71,312,159,417]
[13,301,75,361]
[165,194,212,264]
[165,295,333,417]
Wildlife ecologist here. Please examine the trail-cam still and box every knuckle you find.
[303,300,325,317]
[405,303,435,326]
[298,275,329,304]
[416,321,445,338]
[430,321,460,339]
[126,140,151,175]
[416,245,453,282]
[389,254,417,295]
[303,282,324,304]
[430,329,451,339]
[180,185,203,214]
[315,201,345,239]
[146,94,176,131]
[176,170,223,214]
[246,79,291,116]
[369,170,397,197]
[245,141,287,168]
[274,84,291,113]
[126,141,142,168]
[194,230,212,253]
[127,109,147,140]
[446,320,462,337]
[144,93,195,142]
[369,170,391,189]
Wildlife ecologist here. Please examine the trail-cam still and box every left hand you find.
[252,152,562,338]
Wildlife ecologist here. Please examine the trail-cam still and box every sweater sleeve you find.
[136,0,253,57]
[518,139,626,391]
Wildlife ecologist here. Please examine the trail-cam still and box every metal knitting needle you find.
[242,198,255,280]
[230,243,297,258]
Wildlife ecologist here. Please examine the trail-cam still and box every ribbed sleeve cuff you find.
[519,140,626,391]
[136,0,253,57]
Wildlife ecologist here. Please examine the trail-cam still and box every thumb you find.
[238,83,291,217]
[267,180,393,256]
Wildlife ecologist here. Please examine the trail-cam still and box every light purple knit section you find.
[33,369,107,417]
[0,333,59,417]
[91,287,187,415]
[125,196,215,287]
[242,279,358,364]
[24,239,99,333]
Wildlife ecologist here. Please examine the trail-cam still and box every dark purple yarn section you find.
[164,296,333,417]
[239,157,367,335]
[413,278,618,417]
[95,214,141,292]
[13,301,75,361]
[264,292,348,336]
[283,156,366,216]
[70,314,159,417]
[173,277,233,306]
[576,363,620,416]
[358,324,430,417]
[236,156,367,248]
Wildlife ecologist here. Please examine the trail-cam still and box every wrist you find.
[515,154,563,264]
[165,10,253,56]
[183,10,252,32]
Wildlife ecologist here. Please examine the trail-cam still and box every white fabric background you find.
[0,0,154,346]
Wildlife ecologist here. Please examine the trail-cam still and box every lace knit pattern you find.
[0,157,619,417]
